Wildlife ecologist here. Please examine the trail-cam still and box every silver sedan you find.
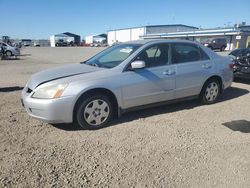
[21,40,233,129]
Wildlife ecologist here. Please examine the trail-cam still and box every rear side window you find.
[172,43,201,63]
[199,47,210,60]
[172,43,210,63]
[217,38,226,43]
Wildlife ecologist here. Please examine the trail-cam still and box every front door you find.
[122,43,176,109]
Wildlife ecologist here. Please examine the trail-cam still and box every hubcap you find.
[205,82,219,102]
[6,51,11,57]
[84,99,109,126]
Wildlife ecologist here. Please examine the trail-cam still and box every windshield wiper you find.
[80,61,99,67]
[88,63,100,67]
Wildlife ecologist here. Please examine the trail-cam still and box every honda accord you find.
[21,40,233,129]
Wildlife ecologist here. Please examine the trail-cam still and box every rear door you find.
[215,39,220,49]
[121,43,176,109]
[171,43,213,99]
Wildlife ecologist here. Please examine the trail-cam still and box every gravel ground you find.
[0,47,250,187]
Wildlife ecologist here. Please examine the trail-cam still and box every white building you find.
[107,24,198,45]
[85,35,94,44]
[142,25,250,50]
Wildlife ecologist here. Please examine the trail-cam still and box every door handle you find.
[202,64,212,69]
[163,70,176,76]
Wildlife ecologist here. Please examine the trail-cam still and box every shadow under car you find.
[51,86,249,131]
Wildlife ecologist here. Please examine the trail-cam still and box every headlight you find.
[204,44,208,46]
[32,83,68,99]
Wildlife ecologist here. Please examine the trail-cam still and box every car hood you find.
[28,63,101,89]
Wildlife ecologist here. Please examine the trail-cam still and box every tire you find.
[200,78,221,104]
[220,46,226,51]
[6,51,12,57]
[76,94,114,130]
[208,46,213,50]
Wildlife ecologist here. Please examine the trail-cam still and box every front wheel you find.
[6,51,12,57]
[76,94,114,130]
[200,79,221,104]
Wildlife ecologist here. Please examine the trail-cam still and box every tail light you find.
[229,62,235,69]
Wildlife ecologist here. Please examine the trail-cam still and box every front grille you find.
[26,87,32,93]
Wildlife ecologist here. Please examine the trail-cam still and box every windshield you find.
[204,38,212,43]
[229,49,241,57]
[84,43,141,68]
[230,49,250,57]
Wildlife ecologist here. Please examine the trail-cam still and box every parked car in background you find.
[0,44,7,60]
[94,43,101,47]
[22,40,233,130]
[100,43,108,47]
[22,39,32,47]
[90,43,101,47]
[33,41,41,47]
[0,42,20,57]
[230,49,250,79]
[55,39,68,47]
[203,38,227,51]
[82,43,90,47]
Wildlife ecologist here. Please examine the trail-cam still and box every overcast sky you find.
[0,0,249,39]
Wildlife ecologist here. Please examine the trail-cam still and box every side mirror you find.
[130,60,145,69]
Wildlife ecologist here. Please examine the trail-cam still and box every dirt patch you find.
[0,48,250,187]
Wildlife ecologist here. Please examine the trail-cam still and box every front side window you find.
[171,43,201,63]
[135,43,169,68]
[85,44,141,68]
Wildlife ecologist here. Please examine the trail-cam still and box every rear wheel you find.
[220,46,226,51]
[200,79,221,104]
[76,94,114,130]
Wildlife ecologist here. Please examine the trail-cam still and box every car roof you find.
[123,39,199,45]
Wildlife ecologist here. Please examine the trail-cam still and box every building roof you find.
[63,32,80,37]
[53,33,70,37]
[146,24,198,29]
[142,26,250,39]
[108,24,198,32]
